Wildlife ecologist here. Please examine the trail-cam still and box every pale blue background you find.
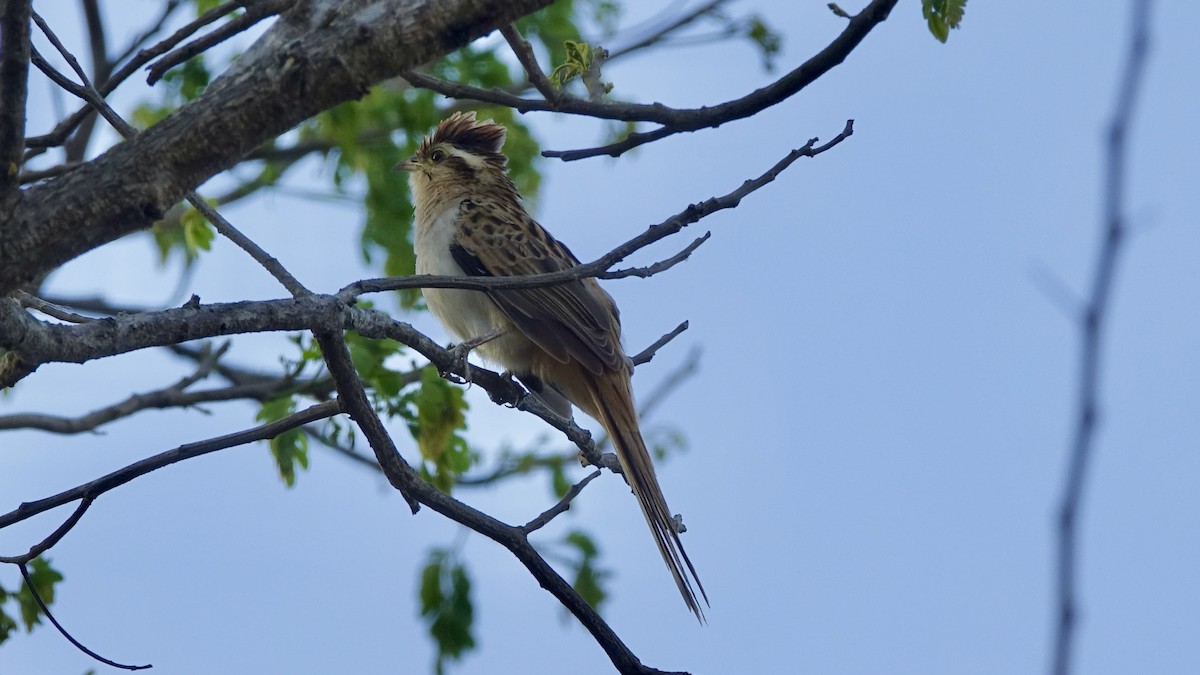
[3,2,1199,674]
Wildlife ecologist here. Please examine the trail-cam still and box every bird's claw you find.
[444,342,474,386]
[442,327,505,387]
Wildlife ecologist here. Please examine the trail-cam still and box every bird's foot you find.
[443,327,505,386]
[671,513,688,535]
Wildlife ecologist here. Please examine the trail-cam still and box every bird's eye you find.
[430,149,446,163]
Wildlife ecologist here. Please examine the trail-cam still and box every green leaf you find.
[922,0,967,43]
[0,582,15,645]
[827,3,852,19]
[345,331,406,399]
[562,530,609,612]
[257,396,309,487]
[16,557,64,631]
[550,463,572,499]
[565,530,598,557]
[418,548,476,674]
[404,368,472,493]
[548,40,593,89]
[182,208,214,256]
[194,0,224,15]
[745,15,782,71]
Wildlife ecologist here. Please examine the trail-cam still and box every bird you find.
[397,111,708,621]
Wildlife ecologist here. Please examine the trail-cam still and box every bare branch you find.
[630,321,689,367]
[402,0,892,160]
[0,342,230,433]
[64,0,114,161]
[606,232,711,281]
[1051,2,1154,675]
[312,328,422,512]
[522,470,601,533]
[145,0,296,86]
[499,23,560,104]
[605,0,729,61]
[0,0,31,207]
[18,161,83,184]
[0,499,92,565]
[0,400,341,531]
[14,290,98,323]
[17,562,151,671]
[635,345,701,422]
[107,0,185,68]
[190,189,313,296]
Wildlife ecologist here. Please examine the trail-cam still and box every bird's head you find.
[396,111,509,189]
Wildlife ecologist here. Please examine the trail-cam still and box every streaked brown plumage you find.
[397,112,707,620]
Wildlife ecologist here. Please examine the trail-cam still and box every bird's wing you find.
[450,198,623,375]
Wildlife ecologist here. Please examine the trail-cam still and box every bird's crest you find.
[420,111,507,160]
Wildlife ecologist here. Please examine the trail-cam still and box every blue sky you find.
[3,2,1199,674]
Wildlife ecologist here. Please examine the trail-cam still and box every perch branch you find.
[1050,2,1153,675]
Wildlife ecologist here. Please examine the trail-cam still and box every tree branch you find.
[0,500,92,565]
[0,342,230,433]
[145,0,295,86]
[313,327,422,512]
[17,562,151,671]
[63,0,113,161]
[522,470,601,533]
[0,399,342,530]
[1051,2,1153,675]
[498,23,560,104]
[0,0,31,209]
[401,0,892,160]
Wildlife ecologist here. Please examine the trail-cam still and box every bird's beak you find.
[394,156,419,172]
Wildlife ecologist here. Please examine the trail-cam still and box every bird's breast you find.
[414,202,535,370]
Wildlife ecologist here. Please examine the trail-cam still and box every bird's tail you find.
[585,371,709,622]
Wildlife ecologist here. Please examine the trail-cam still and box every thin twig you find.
[18,563,151,670]
[0,342,230,433]
[1050,3,1153,675]
[634,345,701,422]
[186,190,311,296]
[631,321,689,367]
[64,0,113,161]
[107,0,184,68]
[0,499,92,565]
[0,400,342,530]
[605,0,729,61]
[401,0,893,161]
[605,232,711,280]
[14,290,98,323]
[499,24,560,104]
[522,470,602,533]
[146,0,295,86]
[18,161,83,184]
